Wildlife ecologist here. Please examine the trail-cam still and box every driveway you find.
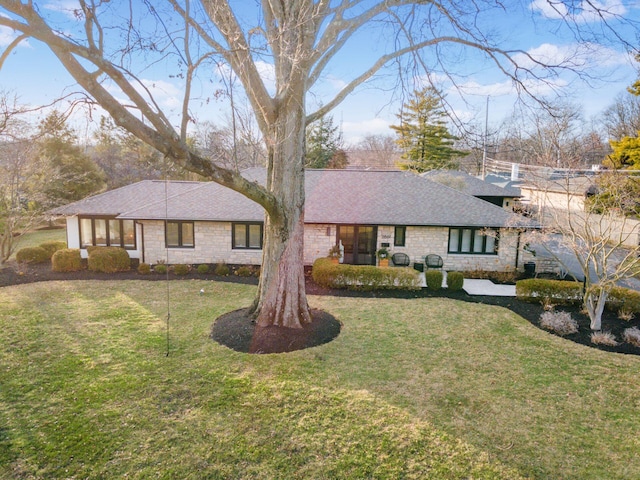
[529,234,640,291]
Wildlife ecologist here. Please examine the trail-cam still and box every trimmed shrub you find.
[52,248,83,272]
[137,262,151,275]
[214,263,230,276]
[16,246,49,264]
[311,258,421,291]
[425,270,443,291]
[591,331,618,347]
[623,327,640,347]
[154,264,168,274]
[173,264,190,275]
[196,264,210,275]
[39,241,67,259]
[87,247,131,273]
[608,286,640,314]
[236,266,253,277]
[463,268,517,284]
[446,271,464,291]
[539,310,578,336]
[516,278,582,305]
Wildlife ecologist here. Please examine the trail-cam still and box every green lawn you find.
[1,280,639,479]
[9,228,66,260]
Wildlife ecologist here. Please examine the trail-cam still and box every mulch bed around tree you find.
[1,261,639,355]
[211,308,342,354]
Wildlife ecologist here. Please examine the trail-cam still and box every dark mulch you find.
[1,261,639,356]
[211,308,341,354]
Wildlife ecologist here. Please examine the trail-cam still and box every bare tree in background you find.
[348,134,399,169]
[0,1,633,329]
[194,105,267,172]
[602,92,640,141]
[494,103,601,168]
[0,94,40,266]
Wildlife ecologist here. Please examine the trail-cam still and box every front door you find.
[337,225,377,265]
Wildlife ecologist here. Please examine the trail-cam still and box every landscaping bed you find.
[1,261,639,355]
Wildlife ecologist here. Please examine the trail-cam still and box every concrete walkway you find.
[419,272,516,296]
[461,279,516,296]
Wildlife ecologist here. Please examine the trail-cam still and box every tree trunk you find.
[585,287,607,331]
[250,95,311,329]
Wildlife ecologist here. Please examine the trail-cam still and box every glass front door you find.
[337,225,377,265]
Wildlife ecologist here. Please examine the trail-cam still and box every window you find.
[448,227,498,255]
[233,222,263,249]
[166,221,194,248]
[394,226,406,247]
[79,217,136,249]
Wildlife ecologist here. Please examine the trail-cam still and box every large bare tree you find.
[0,1,632,328]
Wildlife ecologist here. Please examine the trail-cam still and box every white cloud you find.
[511,42,627,74]
[530,0,626,23]
[342,117,392,144]
[457,77,568,98]
[529,0,568,19]
[44,1,83,20]
[213,60,276,96]
[514,43,583,69]
[254,61,276,87]
[326,75,348,91]
[103,78,183,112]
[0,14,32,49]
[139,79,182,109]
[0,24,15,47]
[454,80,516,97]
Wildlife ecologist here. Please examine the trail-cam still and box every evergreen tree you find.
[391,88,466,172]
[607,134,640,169]
[33,111,105,207]
[305,115,348,169]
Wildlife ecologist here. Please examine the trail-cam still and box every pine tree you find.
[305,115,348,169]
[33,111,105,207]
[391,88,466,172]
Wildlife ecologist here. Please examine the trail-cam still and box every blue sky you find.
[0,1,638,145]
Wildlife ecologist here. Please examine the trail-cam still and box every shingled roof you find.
[422,170,522,198]
[52,168,534,228]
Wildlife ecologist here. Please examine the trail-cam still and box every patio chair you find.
[424,254,443,270]
[391,252,410,267]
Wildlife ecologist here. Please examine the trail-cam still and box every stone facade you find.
[304,224,337,265]
[140,220,262,265]
[383,225,525,272]
[65,216,530,272]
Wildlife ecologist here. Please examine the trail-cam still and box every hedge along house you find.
[51,168,537,272]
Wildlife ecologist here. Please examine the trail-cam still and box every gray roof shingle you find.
[52,168,533,228]
[422,170,522,198]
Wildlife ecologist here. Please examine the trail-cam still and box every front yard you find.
[1,279,639,479]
